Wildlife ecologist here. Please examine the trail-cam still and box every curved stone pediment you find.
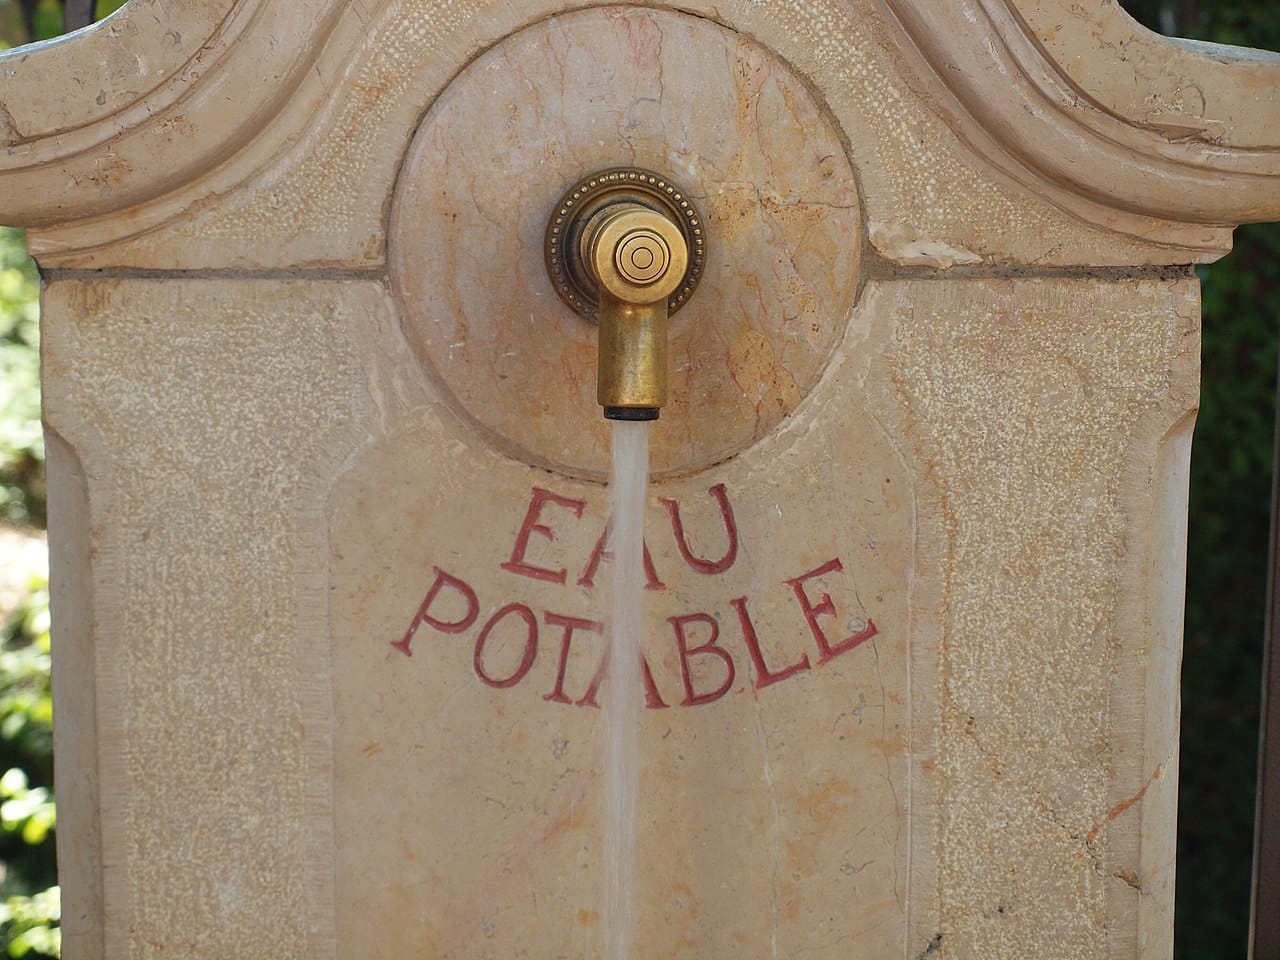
[1,0,1277,262]
[882,0,1280,224]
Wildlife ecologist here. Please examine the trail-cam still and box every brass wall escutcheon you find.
[545,168,705,420]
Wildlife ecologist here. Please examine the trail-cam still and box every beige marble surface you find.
[2,0,1264,957]
[329,400,912,958]
[42,279,374,959]
[38,269,1195,958]
[389,8,860,478]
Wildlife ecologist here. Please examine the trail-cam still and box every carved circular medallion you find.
[388,6,862,479]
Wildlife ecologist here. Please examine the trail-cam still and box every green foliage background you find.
[0,0,124,46]
[0,1,1276,958]
[1180,224,1278,958]
[0,224,56,959]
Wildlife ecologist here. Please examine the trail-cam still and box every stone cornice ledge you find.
[1,0,1278,233]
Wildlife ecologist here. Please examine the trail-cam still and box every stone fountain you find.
[2,1,1279,956]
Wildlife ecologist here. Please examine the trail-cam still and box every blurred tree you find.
[5,1,34,44]
[0,572,56,960]
[60,0,90,32]
[0,0,126,47]
[0,222,54,959]
[0,230,41,528]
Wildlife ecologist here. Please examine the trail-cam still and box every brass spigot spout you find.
[544,168,705,421]
[581,203,689,421]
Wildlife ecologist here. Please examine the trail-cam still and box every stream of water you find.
[602,419,650,960]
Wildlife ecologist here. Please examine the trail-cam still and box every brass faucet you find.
[581,202,688,419]
[545,169,704,421]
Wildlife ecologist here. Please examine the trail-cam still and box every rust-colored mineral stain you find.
[1085,764,1163,843]
[793,776,854,828]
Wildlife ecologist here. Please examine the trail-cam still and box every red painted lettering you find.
[577,524,667,591]
[640,658,669,710]
[542,612,601,704]
[473,603,539,688]
[501,486,586,584]
[785,558,878,664]
[731,595,811,689]
[391,566,479,657]
[671,612,736,706]
[660,483,739,575]
[578,649,669,710]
